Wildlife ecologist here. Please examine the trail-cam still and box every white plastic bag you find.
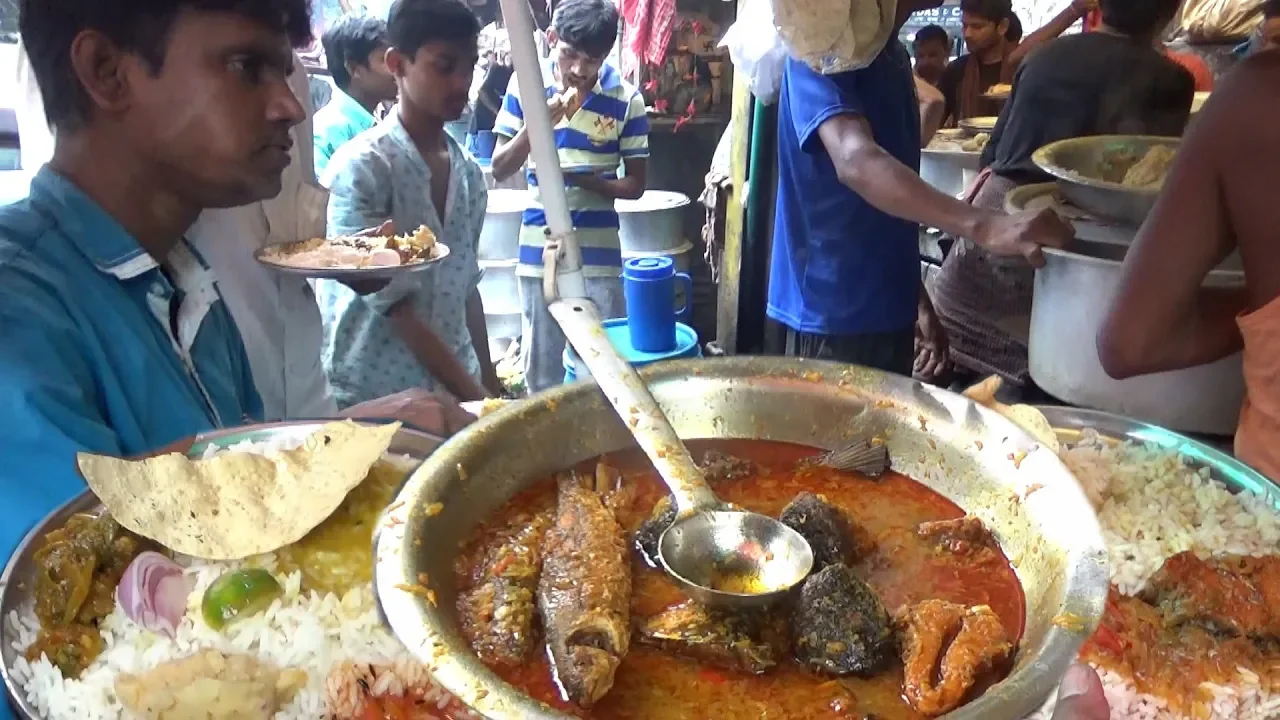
[719,0,788,104]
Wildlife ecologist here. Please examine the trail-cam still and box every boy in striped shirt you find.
[491,0,649,392]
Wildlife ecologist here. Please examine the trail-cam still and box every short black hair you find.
[1005,12,1023,41]
[913,24,952,50]
[552,0,619,59]
[1099,0,1182,37]
[1265,0,1280,18]
[960,0,1012,24]
[322,14,388,91]
[21,0,312,133]
[387,0,481,58]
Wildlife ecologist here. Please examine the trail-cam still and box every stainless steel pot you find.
[921,148,981,198]
[1031,239,1245,435]
[479,189,529,261]
[617,190,690,254]
[374,357,1108,719]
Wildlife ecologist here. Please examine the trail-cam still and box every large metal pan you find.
[374,357,1109,719]
[1032,136,1179,228]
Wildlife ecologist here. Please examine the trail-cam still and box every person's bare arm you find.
[570,158,647,200]
[386,302,489,401]
[817,113,1071,265]
[466,288,503,396]
[491,96,567,181]
[915,76,946,147]
[1008,0,1094,66]
[1097,64,1259,379]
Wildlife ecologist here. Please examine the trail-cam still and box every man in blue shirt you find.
[770,0,1073,376]
[0,0,313,560]
[313,13,400,177]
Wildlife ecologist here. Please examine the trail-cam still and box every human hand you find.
[1050,664,1110,720]
[340,221,397,295]
[972,209,1072,268]
[342,388,476,437]
[546,95,567,125]
[913,301,951,383]
[1071,0,1099,15]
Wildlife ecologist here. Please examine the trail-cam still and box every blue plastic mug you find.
[623,256,692,353]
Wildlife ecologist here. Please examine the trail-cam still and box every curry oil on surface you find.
[453,440,1026,719]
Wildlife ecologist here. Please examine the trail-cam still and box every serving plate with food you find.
[376,357,1109,719]
[0,420,470,720]
[1032,135,1180,227]
[1027,405,1280,720]
[254,225,450,280]
[983,83,1012,100]
[958,116,999,137]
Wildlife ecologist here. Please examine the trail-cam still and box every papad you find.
[77,421,401,560]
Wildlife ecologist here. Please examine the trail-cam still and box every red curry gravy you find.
[454,440,1026,719]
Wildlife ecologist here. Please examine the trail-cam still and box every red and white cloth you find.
[621,0,677,77]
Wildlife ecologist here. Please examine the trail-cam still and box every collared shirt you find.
[13,47,340,422]
[313,87,378,178]
[493,62,649,278]
[770,48,921,336]
[317,109,487,407]
[0,168,264,558]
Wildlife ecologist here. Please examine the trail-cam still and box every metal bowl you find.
[1032,135,1179,228]
[958,116,999,137]
[374,357,1110,719]
[0,420,442,720]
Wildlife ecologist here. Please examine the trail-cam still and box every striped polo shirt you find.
[493,61,649,278]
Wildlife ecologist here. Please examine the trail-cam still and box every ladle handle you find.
[549,298,719,515]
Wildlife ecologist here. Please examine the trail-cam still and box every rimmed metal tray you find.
[958,115,998,136]
[1036,405,1280,508]
[253,241,451,281]
[1031,135,1178,228]
[0,420,442,720]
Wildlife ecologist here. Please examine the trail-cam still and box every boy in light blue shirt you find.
[490,0,650,392]
[313,13,400,177]
[0,0,311,558]
[318,0,501,405]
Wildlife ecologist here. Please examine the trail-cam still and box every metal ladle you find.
[498,0,811,609]
[550,299,814,609]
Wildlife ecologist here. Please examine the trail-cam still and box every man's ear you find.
[385,47,407,77]
[997,18,1011,37]
[68,30,134,116]
[546,27,559,48]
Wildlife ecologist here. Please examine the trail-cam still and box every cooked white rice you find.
[8,436,467,719]
[1029,429,1280,720]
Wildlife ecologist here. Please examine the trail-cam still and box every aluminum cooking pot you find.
[1031,239,1245,435]
[374,357,1108,719]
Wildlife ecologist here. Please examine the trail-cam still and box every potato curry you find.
[453,440,1025,719]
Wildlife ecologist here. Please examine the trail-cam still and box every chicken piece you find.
[780,492,866,571]
[636,600,777,674]
[917,516,999,558]
[1139,551,1280,640]
[895,600,1013,716]
[538,476,631,707]
[791,564,896,676]
[457,511,552,667]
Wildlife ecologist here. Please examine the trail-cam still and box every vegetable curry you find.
[454,440,1026,719]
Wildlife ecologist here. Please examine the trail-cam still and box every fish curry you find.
[453,441,1026,719]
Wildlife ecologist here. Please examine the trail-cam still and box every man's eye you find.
[229,57,265,82]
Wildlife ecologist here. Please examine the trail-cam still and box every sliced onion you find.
[116,551,194,638]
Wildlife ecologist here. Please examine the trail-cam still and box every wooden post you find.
[715,31,753,353]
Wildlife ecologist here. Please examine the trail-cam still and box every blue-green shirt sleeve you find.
[0,310,122,559]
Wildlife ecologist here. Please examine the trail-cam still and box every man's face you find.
[116,11,305,208]
[390,39,478,121]
[961,12,1006,55]
[351,42,400,104]
[1262,17,1280,51]
[914,39,949,83]
[548,32,605,92]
